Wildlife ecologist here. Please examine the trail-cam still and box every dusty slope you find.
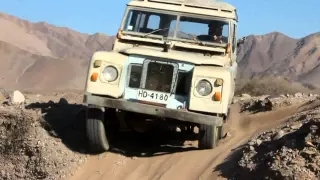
[0,12,115,91]
[0,41,87,90]
[68,98,317,180]
[1,90,319,180]
[237,32,320,86]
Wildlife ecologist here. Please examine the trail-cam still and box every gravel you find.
[0,93,88,180]
[236,106,320,180]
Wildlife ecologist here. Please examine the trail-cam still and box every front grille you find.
[144,62,174,93]
[127,60,185,94]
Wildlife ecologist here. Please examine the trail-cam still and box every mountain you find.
[0,11,319,91]
[0,12,115,91]
[237,31,320,87]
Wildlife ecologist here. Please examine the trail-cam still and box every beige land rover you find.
[83,0,245,152]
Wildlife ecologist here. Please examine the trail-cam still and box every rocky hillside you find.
[237,32,320,87]
[0,12,115,91]
[0,11,319,91]
[1,89,319,180]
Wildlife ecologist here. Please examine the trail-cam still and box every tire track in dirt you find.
[68,101,317,180]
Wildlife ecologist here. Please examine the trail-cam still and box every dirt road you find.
[68,103,307,180]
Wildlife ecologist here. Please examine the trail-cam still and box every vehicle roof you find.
[127,0,237,20]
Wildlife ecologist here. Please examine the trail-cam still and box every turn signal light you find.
[91,72,98,82]
[213,92,222,101]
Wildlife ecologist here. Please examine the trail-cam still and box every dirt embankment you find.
[1,90,320,180]
[0,91,89,180]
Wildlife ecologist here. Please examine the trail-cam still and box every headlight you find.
[102,66,118,81]
[196,79,212,96]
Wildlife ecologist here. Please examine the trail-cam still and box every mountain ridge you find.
[0,11,319,91]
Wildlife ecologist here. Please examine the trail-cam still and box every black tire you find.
[199,124,223,149]
[86,108,110,153]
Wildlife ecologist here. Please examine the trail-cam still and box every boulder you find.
[10,90,25,104]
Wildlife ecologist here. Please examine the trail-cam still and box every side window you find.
[147,15,160,29]
[232,24,237,53]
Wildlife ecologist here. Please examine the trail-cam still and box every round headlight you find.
[102,66,118,81]
[196,79,212,96]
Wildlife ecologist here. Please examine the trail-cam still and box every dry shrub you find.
[235,76,320,96]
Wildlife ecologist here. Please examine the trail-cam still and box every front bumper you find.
[83,93,223,126]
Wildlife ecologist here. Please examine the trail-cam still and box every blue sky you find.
[1,0,319,38]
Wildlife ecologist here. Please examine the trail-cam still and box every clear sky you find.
[1,0,319,38]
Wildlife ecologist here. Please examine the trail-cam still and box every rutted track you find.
[68,101,315,180]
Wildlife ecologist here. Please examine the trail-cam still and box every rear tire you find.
[86,107,110,153]
[199,124,223,149]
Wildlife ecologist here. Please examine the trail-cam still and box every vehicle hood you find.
[120,47,228,66]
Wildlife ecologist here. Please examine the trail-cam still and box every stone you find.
[10,90,25,104]
[273,130,285,140]
[1,170,5,177]
[290,123,302,130]
[0,93,5,102]
[226,132,232,137]
[241,93,251,98]
[302,149,316,155]
[256,139,263,146]
[232,98,239,104]
[294,92,302,98]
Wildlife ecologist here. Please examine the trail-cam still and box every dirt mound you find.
[1,89,319,180]
[0,101,88,180]
[234,103,320,179]
[235,93,319,114]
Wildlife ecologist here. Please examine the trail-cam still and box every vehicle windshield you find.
[123,9,177,37]
[122,8,230,45]
[177,16,229,44]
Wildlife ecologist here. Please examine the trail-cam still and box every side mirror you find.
[237,37,246,47]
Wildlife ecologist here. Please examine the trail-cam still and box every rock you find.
[302,149,316,155]
[290,123,302,130]
[294,92,302,97]
[310,125,318,132]
[232,98,239,104]
[1,170,5,177]
[10,90,25,104]
[226,132,232,137]
[241,93,251,98]
[273,130,285,140]
[256,139,263,146]
[248,141,255,146]
[0,93,5,102]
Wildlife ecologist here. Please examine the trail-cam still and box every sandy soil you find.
[68,102,308,180]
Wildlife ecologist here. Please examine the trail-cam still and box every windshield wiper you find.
[178,31,205,46]
[143,28,170,38]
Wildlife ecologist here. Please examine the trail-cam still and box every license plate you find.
[137,89,170,104]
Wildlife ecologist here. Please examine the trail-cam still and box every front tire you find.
[198,124,223,149]
[86,107,110,153]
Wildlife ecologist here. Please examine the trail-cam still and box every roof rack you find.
[133,0,235,12]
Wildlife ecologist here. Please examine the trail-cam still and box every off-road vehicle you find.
[83,0,245,152]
